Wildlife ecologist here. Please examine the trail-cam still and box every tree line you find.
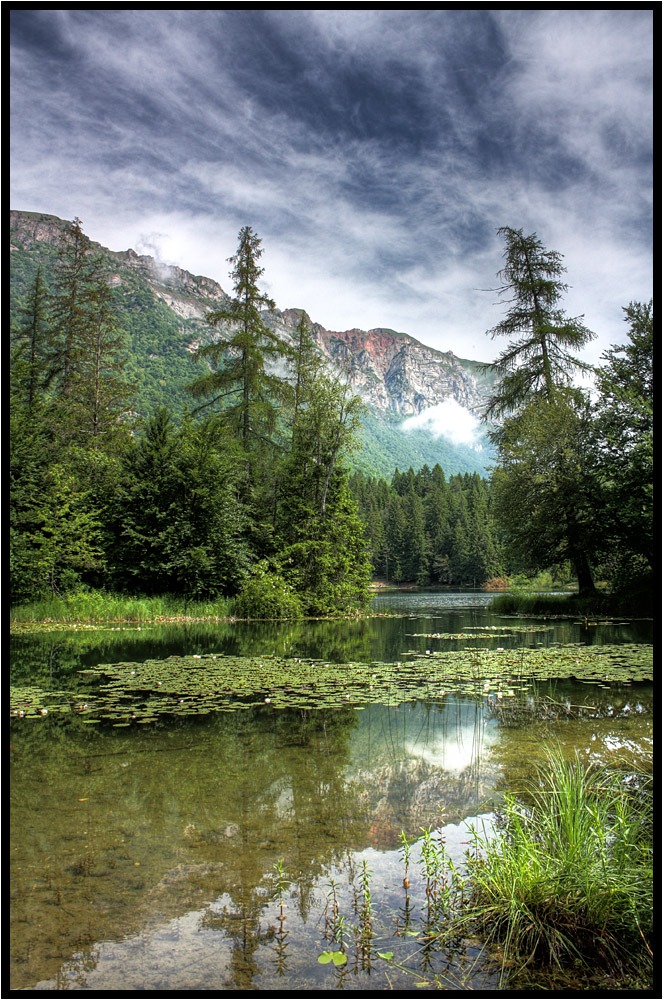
[350,467,502,587]
[10,218,652,612]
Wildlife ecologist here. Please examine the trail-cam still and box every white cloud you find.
[10,9,652,371]
[401,399,484,449]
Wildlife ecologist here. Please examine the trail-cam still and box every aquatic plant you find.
[272,860,290,976]
[9,642,653,724]
[461,748,653,985]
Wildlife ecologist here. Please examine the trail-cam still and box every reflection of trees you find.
[11,694,509,990]
[10,706,365,990]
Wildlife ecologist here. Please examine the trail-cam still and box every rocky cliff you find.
[266,309,490,418]
[10,210,494,476]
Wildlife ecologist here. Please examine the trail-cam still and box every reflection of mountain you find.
[10,698,501,990]
[348,701,501,846]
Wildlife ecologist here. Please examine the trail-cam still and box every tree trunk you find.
[571,547,596,595]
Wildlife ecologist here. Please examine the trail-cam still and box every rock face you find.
[10,209,492,423]
[266,309,489,418]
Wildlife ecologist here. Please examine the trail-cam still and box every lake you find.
[9,593,653,991]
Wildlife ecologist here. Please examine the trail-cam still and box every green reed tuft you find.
[462,748,653,985]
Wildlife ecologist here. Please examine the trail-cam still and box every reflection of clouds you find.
[347,702,503,838]
[404,720,500,774]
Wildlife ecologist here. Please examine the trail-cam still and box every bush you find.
[233,562,304,620]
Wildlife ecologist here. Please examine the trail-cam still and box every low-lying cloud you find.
[401,399,484,449]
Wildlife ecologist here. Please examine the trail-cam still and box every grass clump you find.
[463,749,652,986]
[10,589,234,625]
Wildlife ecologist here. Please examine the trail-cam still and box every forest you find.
[10,220,653,616]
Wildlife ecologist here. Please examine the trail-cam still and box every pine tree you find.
[188,226,288,473]
[12,266,49,412]
[48,217,104,396]
[484,227,595,419]
[72,278,135,448]
[483,228,599,593]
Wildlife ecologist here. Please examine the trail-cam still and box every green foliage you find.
[590,300,653,573]
[480,230,652,596]
[349,465,502,586]
[233,561,304,620]
[112,410,251,599]
[464,749,653,984]
[10,591,234,625]
[10,219,375,615]
[484,227,595,419]
[490,389,599,593]
[188,225,288,467]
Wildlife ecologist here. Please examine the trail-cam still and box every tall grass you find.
[10,590,235,624]
[490,588,653,617]
[462,749,653,985]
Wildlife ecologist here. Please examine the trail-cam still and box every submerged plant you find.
[272,860,290,975]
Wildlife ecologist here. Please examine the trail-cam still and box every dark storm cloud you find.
[9,9,654,363]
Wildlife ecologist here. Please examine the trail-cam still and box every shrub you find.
[233,561,303,620]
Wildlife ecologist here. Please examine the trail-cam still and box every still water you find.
[10,594,653,991]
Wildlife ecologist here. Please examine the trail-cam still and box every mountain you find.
[10,209,496,478]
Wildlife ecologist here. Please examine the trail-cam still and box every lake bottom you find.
[10,686,652,991]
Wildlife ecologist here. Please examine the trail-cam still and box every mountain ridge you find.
[10,209,496,477]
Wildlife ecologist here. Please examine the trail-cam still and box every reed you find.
[10,590,234,624]
[462,748,653,985]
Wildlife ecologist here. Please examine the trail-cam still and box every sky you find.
[10,9,654,370]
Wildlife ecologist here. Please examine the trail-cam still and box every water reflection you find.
[10,697,504,991]
[11,681,652,992]
[10,592,652,691]
[9,593,653,991]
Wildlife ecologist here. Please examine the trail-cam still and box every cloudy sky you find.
[10,9,653,366]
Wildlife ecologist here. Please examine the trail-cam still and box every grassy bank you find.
[460,749,653,988]
[490,586,653,618]
[9,591,236,625]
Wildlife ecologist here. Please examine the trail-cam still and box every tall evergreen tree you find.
[113,410,250,598]
[188,226,288,473]
[71,278,135,448]
[591,300,653,574]
[48,217,104,396]
[12,266,49,413]
[484,227,595,420]
[483,228,599,593]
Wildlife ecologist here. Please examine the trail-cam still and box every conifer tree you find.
[48,217,104,396]
[72,278,134,448]
[189,226,288,472]
[12,266,49,412]
[484,227,595,420]
[483,228,599,593]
